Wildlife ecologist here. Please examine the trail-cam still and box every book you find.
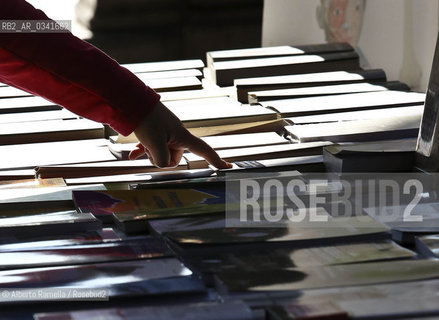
[214,259,439,293]
[135,68,203,81]
[0,210,102,238]
[0,183,106,205]
[283,115,421,143]
[0,109,78,124]
[183,141,332,169]
[248,81,410,104]
[235,69,387,103]
[415,33,439,172]
[134,170,303,192]
[122,59,204,73]
[187,119,288,138]
[185,240,415,275]
[323,139,417,173]
[201,132,290,150]
[285,104,425,125]
[0,169,36,180]
[65,168,216,186]
[34,300,254,320]
[0,96,61,114]
[0,257,205,301]
[215,155,325,174]
[206,43,354,67]
[114,119,288,143]
[0,119,105,145]
[35,159,187,179]
[337,295,439,319]
[364,202,439,244]
[0,85,32,98]
[0,139,115,171]
[0,237,171,270]
[0,228,121,250]
[159,87,232,102]
[211,51,361,86]
[163,210,390,256]
[260,91,425,118]
[0,178,66,189]
[110,132,291,160]
[262,279,439,319]
[73,187,226,232]
[267,301,349,320]
[186,240,416,287]
[144,76,203,92]
[163,97,278,128]
[415,234,439,258]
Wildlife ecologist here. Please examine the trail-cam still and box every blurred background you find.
[26,0,439,92]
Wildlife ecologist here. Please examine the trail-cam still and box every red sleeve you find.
[0,0,161,136]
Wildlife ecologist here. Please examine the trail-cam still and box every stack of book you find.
[1,42,439,320]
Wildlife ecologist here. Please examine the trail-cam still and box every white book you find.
[184,141,331,168]
[260,91,425,117]
[134,68,202,81]
[201,132,290,150]
[284,115,421,143]
[164,97,277,127]
[122,59,204,73]
[0,109,78,124]
[0,96,59,112]
[0,86,32,98]
[0,139,115,170]
[286,104,425,125]
[248,82,394,103]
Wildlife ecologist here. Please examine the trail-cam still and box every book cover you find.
[261,91,425,118]
[0,211,102,237]
[0,109,78,124]
[0,258,205,302]
[36,159,187,179]
[0,183,106,205]
[34,300,253,320]
[0,118,105,145]
[73,187,226,231]
[0,85,32,98]
[267,301,348,320]
[0,138,115,171]
[364,202,439,243]
[164,210,390,256]
[0,237,171,270]
[163,97,278,128]
[415,234,439,258]
[323,139,417,173]
[122,59,204,73]
[187,240,415,275]
[0,228,120,251]
[184,141,332,169]
[0,96,60,114]
[284,116,420,143]
[214,259,439,292]
[235,69,387,103]
[285,104,424,125]
[207,43,354,67]
[248,81,409,104]
[65,168,215,186]
[212,51,361,86]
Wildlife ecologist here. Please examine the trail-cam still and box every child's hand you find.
[129,101,232,169]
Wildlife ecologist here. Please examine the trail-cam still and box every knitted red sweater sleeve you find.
[0,0,160,136]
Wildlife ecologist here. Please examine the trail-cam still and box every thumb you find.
[145,137,171,168]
